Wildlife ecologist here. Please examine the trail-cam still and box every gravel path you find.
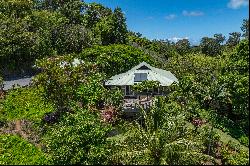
[3,76,34,91]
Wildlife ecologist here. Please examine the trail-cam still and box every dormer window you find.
[134,73,147,82]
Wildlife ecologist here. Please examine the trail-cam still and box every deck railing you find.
[123,97,153,112]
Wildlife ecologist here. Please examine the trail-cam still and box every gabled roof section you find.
[137,65,151,70]
[130,62,152,71]
[105,62,179,86]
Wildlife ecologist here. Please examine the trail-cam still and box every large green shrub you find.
[33,55,99,107]
[104,87,124,108]
[2,87,54,122]
[42,106,112,165]
[219,40,249,133]
[221,141,249,165]
[76,73,107,108]
[0,134,51,165]
[132,80,160,93]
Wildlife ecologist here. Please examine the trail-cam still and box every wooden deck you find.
[122,96,154,119]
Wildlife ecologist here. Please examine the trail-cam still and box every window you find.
[153,87,159,94]
[125,85,130,95]
[134,73,147,82]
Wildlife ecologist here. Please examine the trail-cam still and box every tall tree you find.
[83,2,112,28]
[175,39,191,55]
[94,7,128,45]
[200,37,222,56]
[150,39,176,58]
[37,0,62,10]
[214,33,225,44]
[58,0,85,24]
[0,0,33,18]
[112,7,128,44]
[53,24,93,54]
[0,0,38,68]
[37,0,85,24]
[226,32,241,47]
[241,19,249,39]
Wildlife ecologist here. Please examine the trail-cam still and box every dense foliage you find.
[0,134,51,165]
[219,40,249,135]
[33,55,100,107]
[78,44,156,77]
[2,87,54,122]
[163,40,249,145]
[132,80,160,93]
[0,0,249,165]
[42,106,112,165]
[109,97,215,165]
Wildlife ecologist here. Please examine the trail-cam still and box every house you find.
[105,62,178,97]
[104,62,179,115]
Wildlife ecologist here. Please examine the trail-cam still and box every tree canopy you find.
[0,0,249,165]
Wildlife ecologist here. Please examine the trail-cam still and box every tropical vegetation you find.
[0,0,249,165]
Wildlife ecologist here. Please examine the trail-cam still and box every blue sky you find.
[84,0,249,45]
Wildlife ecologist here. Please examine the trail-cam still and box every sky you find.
[84,0,249,45]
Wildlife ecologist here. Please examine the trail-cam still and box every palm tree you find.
[109,97,214,165]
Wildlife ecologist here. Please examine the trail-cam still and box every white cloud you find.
[168,37,189,43]
[182,10,204,16]
[165,14,177,20]
[227,0,249,9]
